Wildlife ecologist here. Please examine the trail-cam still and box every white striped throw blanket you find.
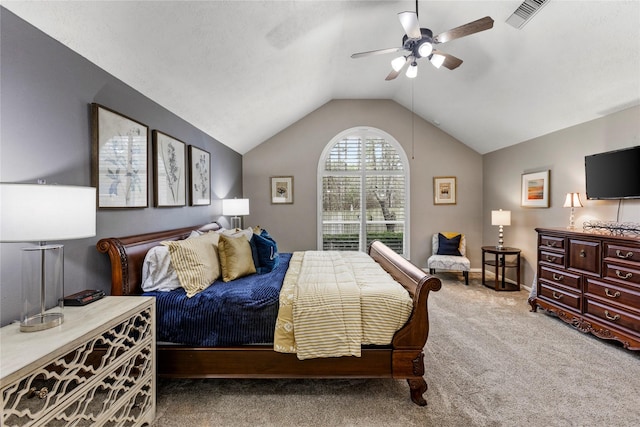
[274,250,413,360]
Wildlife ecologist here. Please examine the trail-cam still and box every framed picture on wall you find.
[433,176,456,205]
[91,103,149,208]
[521,170,550,207]
[152,130,186,207]
[271,176,294,204]
[188,146,211,206]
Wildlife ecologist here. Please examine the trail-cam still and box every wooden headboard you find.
[96,222,221,296]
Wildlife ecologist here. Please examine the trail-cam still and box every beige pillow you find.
[218,234,256,282]
[163,231,221,297]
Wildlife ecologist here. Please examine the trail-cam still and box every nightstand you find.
[1,296,155,426]
[481,246,521,291]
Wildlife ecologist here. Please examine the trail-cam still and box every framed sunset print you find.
[521,170,550,207]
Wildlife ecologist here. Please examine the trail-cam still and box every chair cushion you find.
[437,233,462,256]
[427,254,471,272]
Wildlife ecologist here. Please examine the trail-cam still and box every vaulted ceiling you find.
[3,1,639,155]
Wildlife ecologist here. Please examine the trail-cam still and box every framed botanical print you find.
[271,176,294,204]
[92,103,148,208]
[433,176,456,205]
[521,170,550,207]
[188,146,211,206]
[153,130,186,207]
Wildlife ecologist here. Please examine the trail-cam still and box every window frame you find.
[317,127,410,257]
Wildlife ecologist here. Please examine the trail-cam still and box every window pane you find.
[365,138,404,171]
[365,175,405,223]
[325,138,361,171]
[322,176,361,215]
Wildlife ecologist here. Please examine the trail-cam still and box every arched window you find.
[317,127,410,256]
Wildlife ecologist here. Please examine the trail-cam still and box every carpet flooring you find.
[151,273,640,426]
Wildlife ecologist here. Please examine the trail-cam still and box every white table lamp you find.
[491,209,511,249]
[222,198,250,229]
[0,183,96,332]
[563,192,583,229]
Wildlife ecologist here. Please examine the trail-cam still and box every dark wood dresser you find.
[530,227,640,351]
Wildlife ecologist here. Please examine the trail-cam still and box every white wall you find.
[483,105,640,288]
[243,99,484,268]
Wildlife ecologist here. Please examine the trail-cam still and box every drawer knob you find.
[579,249,586,258]
[545,255,557,263]
[616,250,634,259]
[615,270,633,280]
[552,291,563,300]
[604,310,620,321]
[546,241,557,247]
[605,288,621,298]
[552,273,564,281]
[28,387,49,399]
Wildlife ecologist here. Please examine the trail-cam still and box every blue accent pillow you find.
[253,231,279,274]
[437,233,462,256]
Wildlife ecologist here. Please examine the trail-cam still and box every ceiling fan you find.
[351,1,494,80]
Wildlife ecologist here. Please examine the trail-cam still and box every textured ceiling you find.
[3,0,639,154]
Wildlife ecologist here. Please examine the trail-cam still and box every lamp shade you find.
[563,192,583,208]
[491,209,511,226]
[222,198,250,216]
[0,183,96,242]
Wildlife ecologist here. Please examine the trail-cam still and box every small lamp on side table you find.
[0,183,96,332]
[491,209,511,250]
[222,198,250,229]
[563,192,583,229]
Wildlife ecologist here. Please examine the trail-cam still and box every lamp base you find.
[231,216,242,229]
[20,312,63,332]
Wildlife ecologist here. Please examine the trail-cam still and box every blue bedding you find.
[143,253,291,346]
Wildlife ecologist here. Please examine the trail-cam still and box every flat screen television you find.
[585,146,640,199]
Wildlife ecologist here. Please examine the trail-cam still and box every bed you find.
[96,222,441,406]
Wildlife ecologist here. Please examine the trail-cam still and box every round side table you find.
[481,246,521,291]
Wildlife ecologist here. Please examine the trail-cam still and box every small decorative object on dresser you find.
[530,227,640,351]
[0,297,156,426]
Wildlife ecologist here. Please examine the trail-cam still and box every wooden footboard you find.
[96,225,441,406]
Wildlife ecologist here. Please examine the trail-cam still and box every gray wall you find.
[243,99,484,269]
[483,105,640,289]
[0,9,243,326]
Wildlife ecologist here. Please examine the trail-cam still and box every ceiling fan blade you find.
[432,50,463,70]
[351,47,403,59]
[398,11,421,40]
[434,16,494,44]
[385,56,411,81]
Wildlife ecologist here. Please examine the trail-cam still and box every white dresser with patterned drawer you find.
[1,296,155,426]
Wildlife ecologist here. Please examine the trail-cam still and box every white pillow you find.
[141,246,181,292]
[140,230,203,292]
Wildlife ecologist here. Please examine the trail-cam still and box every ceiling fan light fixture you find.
[417,41,433,58]
[406,62,418,78]
[430,53,445,69]
[391,56,406,72]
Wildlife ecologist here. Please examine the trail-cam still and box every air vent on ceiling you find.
[506,0,550,29]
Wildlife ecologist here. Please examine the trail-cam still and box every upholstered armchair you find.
[427,233,470,285]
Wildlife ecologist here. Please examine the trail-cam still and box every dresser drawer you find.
[539,250,565,267]
[603,263,640,286]
[540,235,564,251]
[585,278,640,312]
[584,299,640,335]
[568,239,600,275]
[604,243,640,265]
[539,283,581,311]
[539,265,581,291]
